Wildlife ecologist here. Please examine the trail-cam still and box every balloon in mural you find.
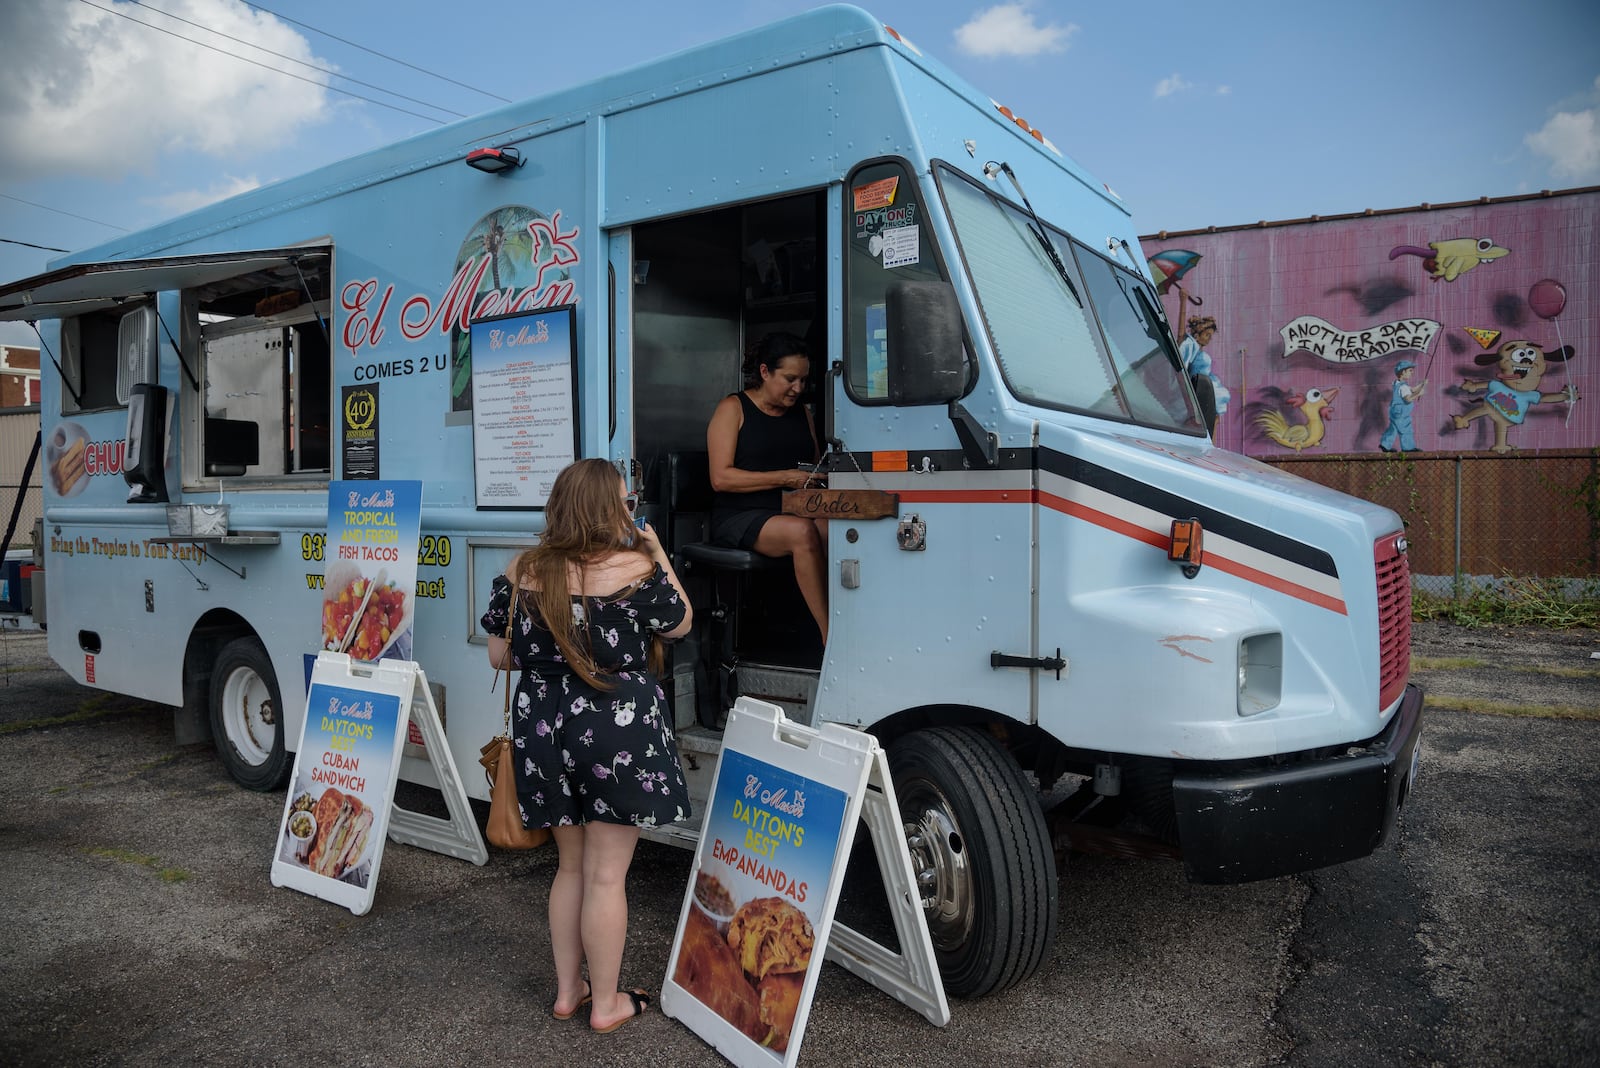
[1528,278,1566,320]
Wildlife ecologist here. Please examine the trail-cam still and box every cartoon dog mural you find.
[1256,387,1340,451]
[1388,237,1509,282]
[1451,339,1579,453]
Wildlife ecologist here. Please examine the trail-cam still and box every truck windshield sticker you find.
[854,202,917,242]
[852,176,898,211]
[879,225,920,269]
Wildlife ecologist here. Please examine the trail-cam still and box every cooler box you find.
[0,560,22,612]
[18,564,37,614]
[31,569,45,630]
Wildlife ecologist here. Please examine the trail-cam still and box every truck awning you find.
[0,246,332,321]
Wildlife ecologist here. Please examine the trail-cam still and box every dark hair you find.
[743,331,809,388]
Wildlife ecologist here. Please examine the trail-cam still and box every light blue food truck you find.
[1,5,1421,997]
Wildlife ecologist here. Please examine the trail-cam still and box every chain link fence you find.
[1273,451,1600,597]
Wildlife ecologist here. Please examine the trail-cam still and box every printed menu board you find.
[468,306,579,509]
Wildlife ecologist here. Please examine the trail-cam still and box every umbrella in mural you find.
[1146,249,1201,295]
[1146,249,1204,338]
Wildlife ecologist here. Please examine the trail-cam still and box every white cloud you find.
[955,4,1078,59]
[1525,109,1599,180]
[148,175,263,217]
[1216,85,1232,96]
[1525,73,1600,185]
[1523,74,1600,182]
[0,0,332,184]
[1154,73,1193,99]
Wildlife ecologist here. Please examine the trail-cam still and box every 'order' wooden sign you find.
[781,489,898,520]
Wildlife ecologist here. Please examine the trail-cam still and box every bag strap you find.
[501,593,516,734]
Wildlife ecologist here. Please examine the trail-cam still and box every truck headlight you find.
[1237,632,1282,716]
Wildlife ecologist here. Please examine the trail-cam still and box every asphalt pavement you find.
[1,623,1595,1067]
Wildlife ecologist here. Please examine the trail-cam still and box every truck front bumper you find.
[1172,683,1425,884]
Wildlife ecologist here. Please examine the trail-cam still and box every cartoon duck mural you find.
[1388,237,1509,282]
[1256,387,1340,451]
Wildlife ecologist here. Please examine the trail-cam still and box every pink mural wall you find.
[1142,187,1598,458]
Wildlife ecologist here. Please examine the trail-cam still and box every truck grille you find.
[1374,533,1411,710]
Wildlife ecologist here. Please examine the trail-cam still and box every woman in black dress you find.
[482,458,692,1032]
[706,331,828,641]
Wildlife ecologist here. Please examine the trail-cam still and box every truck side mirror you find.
[886,280,967,406]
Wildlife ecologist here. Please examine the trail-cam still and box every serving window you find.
[59,308,126,414]
[180,256,332,482]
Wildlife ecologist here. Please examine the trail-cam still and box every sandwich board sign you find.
[662,699,948,1067]
[271,654,487,915]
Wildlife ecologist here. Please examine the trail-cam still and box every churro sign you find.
[44,422,122,498]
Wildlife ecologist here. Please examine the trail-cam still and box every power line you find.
[121,0,467,119]
[1,238,71,253]
[76,0,449,126]
[239,0,512,104]
[0,193,130,232]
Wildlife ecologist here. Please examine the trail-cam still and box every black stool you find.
[666,451,784,728]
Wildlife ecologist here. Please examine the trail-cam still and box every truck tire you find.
[889,726,1058,997]
[209,637,289,791]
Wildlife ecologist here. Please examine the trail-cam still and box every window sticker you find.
[854,201,916,242]
[879,225,920,269]
[852,176,899,212]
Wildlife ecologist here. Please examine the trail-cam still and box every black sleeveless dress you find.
[711,391,816,550]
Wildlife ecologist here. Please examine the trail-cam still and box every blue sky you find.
[3,0,1597,348]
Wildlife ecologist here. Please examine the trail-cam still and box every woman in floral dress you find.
[482,458,693,1032]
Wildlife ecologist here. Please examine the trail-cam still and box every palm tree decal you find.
[482,218,505,291]
[450,206,545,410]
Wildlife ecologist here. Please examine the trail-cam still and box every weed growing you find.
[83,846,190,883]
[1414,574,1600,629]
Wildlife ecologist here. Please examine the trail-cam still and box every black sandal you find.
[591,988,652,1033]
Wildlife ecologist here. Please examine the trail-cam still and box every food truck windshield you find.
[937,166,1205,434]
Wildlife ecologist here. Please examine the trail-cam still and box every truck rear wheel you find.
[209,637,289,791]
[889,726,1058,997]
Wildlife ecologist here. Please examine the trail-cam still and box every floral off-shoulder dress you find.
[480,567,690,829]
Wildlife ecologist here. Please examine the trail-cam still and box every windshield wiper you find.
[984,160,1082,308]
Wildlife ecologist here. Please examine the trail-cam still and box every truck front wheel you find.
[209,637,289,791]
[889,726,1059,997]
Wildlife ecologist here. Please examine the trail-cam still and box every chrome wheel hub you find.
[901,785,973,953]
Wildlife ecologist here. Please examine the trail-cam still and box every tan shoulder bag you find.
[478,592,552,850]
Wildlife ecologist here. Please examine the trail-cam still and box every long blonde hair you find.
[510,459,647,689]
